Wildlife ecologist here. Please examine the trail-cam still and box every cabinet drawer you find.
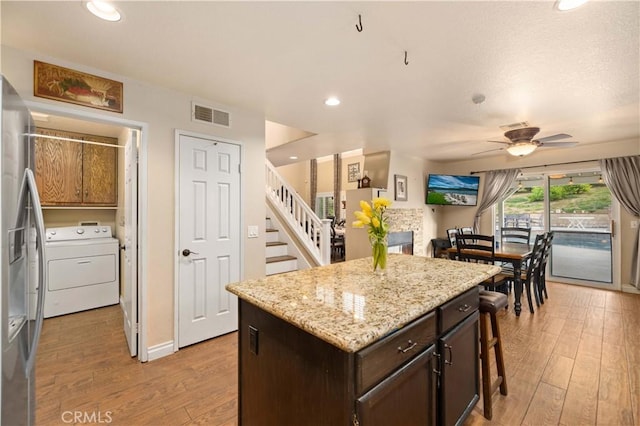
[356,311,437,394]
[438,286,479,333]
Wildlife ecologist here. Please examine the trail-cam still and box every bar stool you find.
[478,290,508,420]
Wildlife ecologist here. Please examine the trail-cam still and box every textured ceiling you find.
[2,1,639,166]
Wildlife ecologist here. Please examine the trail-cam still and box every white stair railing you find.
[266,160,331,266]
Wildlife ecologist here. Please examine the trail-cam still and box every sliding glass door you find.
[498,169,619,289]
[548,174,614,285]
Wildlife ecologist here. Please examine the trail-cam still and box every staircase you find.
[265,160,331,267]
[265,217,298,275]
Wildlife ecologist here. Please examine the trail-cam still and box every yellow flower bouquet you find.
[352,197,392,271]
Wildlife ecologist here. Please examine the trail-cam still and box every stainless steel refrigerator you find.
[1,76,46,425]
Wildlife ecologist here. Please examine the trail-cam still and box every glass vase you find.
[372,239,388,272]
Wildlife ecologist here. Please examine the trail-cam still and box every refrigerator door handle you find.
[15,168,46,377]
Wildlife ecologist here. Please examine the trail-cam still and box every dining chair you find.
[455,233,511,293]
[537,231,554,303]
[500,227,531,246]
[460,226,473,234]
[507,233,545,313]
[446,228,459,248]
[329,218,345,262]
[499,227,532,278]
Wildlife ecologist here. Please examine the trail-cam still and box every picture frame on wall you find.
[33,60,124,113]
[347,162,360,182]
[394,174,408,201]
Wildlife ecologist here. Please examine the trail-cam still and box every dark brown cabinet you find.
[238,286,480,426]
[357,344,437,426]
[34,128,118,206]
[438,312,480,426]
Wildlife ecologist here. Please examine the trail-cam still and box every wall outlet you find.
[248,225,259,238]
[632,220,639,229]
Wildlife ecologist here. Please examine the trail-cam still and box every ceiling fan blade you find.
[540,141,578,148]
[487,140,510,145]
[535,133,572,143]
[472,147,504,156]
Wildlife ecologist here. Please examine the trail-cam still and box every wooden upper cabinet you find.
[35,128,118,207]
[82,142,117,204]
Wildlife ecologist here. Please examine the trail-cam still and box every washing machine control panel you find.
[46,226,113,241]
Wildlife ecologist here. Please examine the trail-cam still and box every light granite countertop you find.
[226,254,501,353]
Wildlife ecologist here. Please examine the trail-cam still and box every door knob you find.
[182,249,199,257]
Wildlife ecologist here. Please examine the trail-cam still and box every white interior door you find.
[178,134,240,348]
[122,129,138,357]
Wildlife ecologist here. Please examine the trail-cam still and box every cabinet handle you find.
[432,352,441,375]
[397,340,418,354]
[458,304,471,312]
[85,189,88,197]
[444,344,454,365]
[76,190,80,196]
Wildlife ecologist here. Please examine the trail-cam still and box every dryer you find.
[44,225,119,318]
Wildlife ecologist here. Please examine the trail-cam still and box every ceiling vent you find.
[499,121,529,131]
[192,102,231,127]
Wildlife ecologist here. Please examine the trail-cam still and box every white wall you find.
[1,45,267,349]
[385,150,440,255]
[277,154,365,202]
[317,160,333,194]
[276,161,310,203]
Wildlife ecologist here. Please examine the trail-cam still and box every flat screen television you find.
[426,174,480,206]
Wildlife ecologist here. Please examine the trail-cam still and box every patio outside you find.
[503,178,613,284]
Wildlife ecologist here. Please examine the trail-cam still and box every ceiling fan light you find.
[506,142,538,157]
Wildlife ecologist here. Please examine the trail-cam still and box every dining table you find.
[447,242,533,316]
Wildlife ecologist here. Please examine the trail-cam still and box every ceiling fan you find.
[477,126,579,157]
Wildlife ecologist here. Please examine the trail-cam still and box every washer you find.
[44,225,119,318]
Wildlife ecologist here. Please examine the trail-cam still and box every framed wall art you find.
[394,174,408,201]
[347,162,360,182]
[34,60,123,113]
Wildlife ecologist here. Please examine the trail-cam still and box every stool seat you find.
[479,290,508,313]
[477,290,508,420]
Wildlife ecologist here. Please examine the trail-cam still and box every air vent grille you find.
[192,102,231,127]
[213,109,230,127]
[193,104,213,123]
[499,121,529,131]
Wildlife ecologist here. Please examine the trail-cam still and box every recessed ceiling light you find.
[556,0,588,11]
[85,1,122,22]
[289,156,298,160]
[324,97,340,106]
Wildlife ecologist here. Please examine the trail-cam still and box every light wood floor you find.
[36,281,640,425]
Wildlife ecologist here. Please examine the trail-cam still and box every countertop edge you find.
[227,256,501,353]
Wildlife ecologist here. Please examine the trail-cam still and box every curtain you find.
[310,159,317,212]
[473,168,521,233]
[599,155,640,288]
[333,154,342,221]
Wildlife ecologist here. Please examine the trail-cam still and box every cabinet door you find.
[357,344,437,426]
[82,140,117,205]
[438,311,479,426]
[34,132,83,205]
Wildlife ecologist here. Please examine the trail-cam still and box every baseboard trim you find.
[622,284,640,294]
[147,341,175,361]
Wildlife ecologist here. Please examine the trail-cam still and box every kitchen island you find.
[226,254,500,426]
